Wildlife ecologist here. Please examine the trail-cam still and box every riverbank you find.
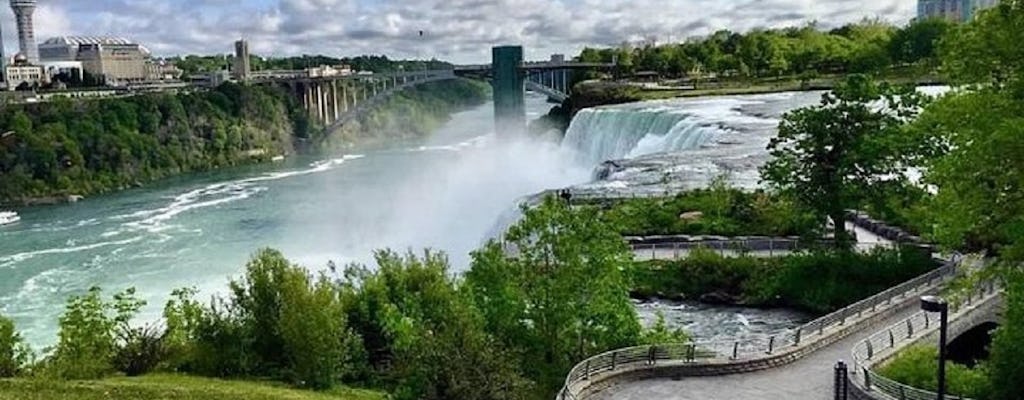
[0,79,489,207]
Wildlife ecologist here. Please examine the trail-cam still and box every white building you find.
[5,53,45,90]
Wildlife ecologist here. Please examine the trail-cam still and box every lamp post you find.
[920,295,949,400]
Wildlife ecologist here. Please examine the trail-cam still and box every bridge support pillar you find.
[492,45,526,134]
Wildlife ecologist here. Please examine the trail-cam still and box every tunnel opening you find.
[946,322,999,367]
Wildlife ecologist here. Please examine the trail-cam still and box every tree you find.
[0,315,30,377]
[225,249,357,389]
[466,196,641,393]
[339,250,529,400]
[761,75,927,246]
[889,18,953,65]
[910,5,1024,397]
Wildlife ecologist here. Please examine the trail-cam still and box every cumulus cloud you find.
[1,0,916,63]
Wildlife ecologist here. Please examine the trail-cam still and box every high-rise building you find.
[233,40,251,81]
[10,0,39,64]
[918,0,1000,22]
[0,18,6,75]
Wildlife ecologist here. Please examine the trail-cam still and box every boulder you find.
[679,211,704,221]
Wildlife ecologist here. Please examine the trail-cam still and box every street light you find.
[921,295,949,400]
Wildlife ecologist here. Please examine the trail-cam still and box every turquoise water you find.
[0,95,590,347]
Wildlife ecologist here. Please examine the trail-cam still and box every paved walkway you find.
[593,300,920,400]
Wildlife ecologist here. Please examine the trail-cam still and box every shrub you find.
[343,250,531,400]
[599,184,816,237]
[0,315,31,377]
[113,324,167,376]
[161,287,205,371]
[49,287,145,380]
[632,247,937,314]
[878,345,992,399]
[187,249,358,389]
[988,268,1024,400]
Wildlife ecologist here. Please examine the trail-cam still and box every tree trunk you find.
[831,211,854,251]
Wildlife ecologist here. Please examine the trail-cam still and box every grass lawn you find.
[0,374,387,400]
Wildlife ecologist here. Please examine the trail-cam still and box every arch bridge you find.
[247,45,614,135]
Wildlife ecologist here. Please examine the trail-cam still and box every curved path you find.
[600,224,931,400]
[592,303,921,400]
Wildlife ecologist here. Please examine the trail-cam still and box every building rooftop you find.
[41,36,151,56]
[42,36,136,46]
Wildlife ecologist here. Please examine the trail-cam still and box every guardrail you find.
[629,239,899,260]
[556,259,960,400]
[849,280,1000,400]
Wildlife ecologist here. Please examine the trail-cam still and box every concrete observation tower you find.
[10,0,38,64]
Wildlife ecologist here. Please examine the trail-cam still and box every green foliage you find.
[200,249,357,389]
[0,84,300,203]
[49,287,145,380]
[878,345,993,399]
[0,316,30,377]
[339,250,529,400]
[631,247,936,314]
[761,75,929,246]
[576,19,942,79]
[113,325,167,377]
[172,54,452,78]
[754,247,935,313]
[638,312,689,345]
[940,1,1024,95]
[467,196,641,394]
[599,183,816,237]
[988,269,1024,400]
[890,18,954,66]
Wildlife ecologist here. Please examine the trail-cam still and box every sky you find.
[0,0,917,64]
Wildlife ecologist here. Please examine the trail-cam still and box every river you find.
[1,91,828,348]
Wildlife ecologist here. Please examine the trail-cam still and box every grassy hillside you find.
[0,374,386,400]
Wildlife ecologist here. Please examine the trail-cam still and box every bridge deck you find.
[592,303,921,400]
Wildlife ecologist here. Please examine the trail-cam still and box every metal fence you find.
[630,239,897,260]
[849,281,999,400]
[556,260,960,400]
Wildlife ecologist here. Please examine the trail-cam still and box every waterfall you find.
[561,106,726,166]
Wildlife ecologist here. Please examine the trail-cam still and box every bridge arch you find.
[947,321,999,367]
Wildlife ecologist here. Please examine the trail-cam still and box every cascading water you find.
[561,105,727,166]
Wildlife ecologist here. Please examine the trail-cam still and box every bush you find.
[599,183,817,237]
[0,315,31,377]
[878,345,992,399]
[755,247,936,313]
[185,249,358,389]
[49,287,145,380]
[631,247,937,314]
[988,268,1024,400]
[113,324,167,376]
[341,250,530,400]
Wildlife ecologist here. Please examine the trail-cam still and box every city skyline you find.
[0,0,919,64]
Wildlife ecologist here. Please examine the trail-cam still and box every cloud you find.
[1,0,916,63]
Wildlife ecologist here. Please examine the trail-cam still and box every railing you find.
[850,280,999,400]
[630,239,898,260]
[556,259,960,400]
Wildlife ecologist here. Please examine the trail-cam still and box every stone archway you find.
[947,321,1000,367]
